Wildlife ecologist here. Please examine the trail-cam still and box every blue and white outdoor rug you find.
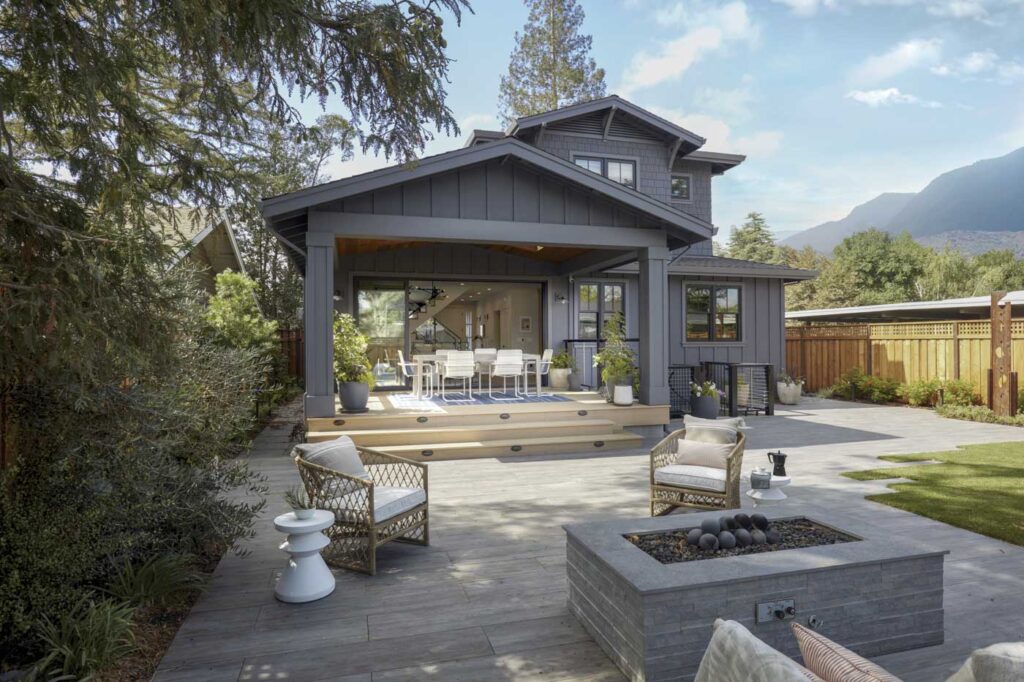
[388,391,572,410]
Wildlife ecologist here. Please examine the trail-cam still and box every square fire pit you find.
[565,506,946,682]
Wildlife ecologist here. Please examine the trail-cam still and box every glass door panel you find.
[356,280,406,388]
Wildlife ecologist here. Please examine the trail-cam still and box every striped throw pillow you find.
[792,623,903,682]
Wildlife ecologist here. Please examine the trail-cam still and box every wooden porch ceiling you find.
[335,237,592,263]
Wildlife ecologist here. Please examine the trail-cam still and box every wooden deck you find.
[155,397,1024,681]
[306,390,668,461]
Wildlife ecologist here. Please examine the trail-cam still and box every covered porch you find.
[261,137,716,419]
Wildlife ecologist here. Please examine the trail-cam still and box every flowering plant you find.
[691,380,718,397]
[778,372,804,386]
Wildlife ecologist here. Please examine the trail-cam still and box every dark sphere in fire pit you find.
[751,513,769,530]
[720,516,738,531]
[751,529,767,545]
[766,527,782,544]
[734,528,752,547]
[700,518,721,535]
[686,528,703,545]
[698,533,719,551]
[734,513,752,529]
[718,530,737,549]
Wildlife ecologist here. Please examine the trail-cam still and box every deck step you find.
[306,419,618,446]
[371,432,645,461]
[306,401,668,432]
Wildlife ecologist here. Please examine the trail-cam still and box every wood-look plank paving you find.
[154,397,1024,681]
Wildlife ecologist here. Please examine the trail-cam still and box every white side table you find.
[746,474,791,507]
[273,510,335,603]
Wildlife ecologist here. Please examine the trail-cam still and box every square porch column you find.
[304,233,335,418]
[638,246,670,406]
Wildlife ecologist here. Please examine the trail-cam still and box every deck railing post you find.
[766,364,776,416]
[728,364,739,417]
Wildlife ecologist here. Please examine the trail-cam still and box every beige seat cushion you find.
[654,464,727,492]
[337,486,426,523]
[695,619,823,682]
[675,438,734,469]
[947,642,1024,682]
[792,623,902,682]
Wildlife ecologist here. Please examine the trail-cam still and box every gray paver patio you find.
[154,397,1024,681]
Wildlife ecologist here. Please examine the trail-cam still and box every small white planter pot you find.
[777,382,802,405]
[294,508,316,520]
[549,368,571,389]
[613,385,634,406]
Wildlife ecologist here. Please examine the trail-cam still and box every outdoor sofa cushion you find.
[792,623,902,682]
[695,619,823,682]
[947,642,1024,682]
[654,464,726,492]
[335,486,426,523]
[674,438,734,469]
[293,436,371,496]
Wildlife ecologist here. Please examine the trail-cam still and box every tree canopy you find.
[498,0,606,127]
[726,212,785,264]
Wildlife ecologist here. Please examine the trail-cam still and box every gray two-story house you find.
[262,96,814,418]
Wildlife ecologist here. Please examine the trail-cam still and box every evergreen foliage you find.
[333,313,375,386]
[498,0,606,126]
[726,212,785,264]
[205,270,279,357]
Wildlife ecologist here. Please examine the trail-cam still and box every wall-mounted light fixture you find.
[556,294,568,304]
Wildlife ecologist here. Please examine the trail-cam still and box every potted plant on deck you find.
[593,312,636,406]
[776,373,804,405]
[334,313,376,413]
[690,380,720,419]
[549,351,576,390]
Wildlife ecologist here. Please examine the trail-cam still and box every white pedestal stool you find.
[273,510,336,603]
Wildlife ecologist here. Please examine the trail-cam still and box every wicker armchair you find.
[295,446,428,575]
[650,428,745,516]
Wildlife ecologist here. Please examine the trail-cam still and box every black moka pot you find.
[768,451,788,477]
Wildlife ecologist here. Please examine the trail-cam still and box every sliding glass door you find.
[356,280,406,388]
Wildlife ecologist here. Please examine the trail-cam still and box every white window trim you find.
[670,173,693,203]
[683,281,743,344]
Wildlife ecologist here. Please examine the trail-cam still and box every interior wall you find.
[473,285,542,353]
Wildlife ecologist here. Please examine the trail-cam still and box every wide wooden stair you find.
[305,399,668,461]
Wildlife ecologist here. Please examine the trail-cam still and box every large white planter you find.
[613,385,634,406]
[777,381,802,405]
[550,368,571,389]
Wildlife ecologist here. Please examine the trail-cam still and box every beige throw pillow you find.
[695,619,823,682]
[294,436,371,496]
[684,414,748,430]
[792,623,903,682]
[685,424,738,445]
[675,438,734,469]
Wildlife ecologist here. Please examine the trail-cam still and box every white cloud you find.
[692,82,755,121]
[932,49,1024,81]
[925,0,989,20]
[845,87,943,108]
[771,0,837,16]
[649,107,783,156]
[620,2,758,96]
[459,113,500,131]
[849,38,943,84]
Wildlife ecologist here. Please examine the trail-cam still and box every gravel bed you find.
[626,518,857,564]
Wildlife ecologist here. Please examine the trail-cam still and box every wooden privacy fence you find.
[277,328,304,381]
[786,320,1024,399]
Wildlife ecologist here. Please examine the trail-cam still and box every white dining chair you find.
[525,349,553,397]
[398,350,434,398]
[439,350,476,401]
[473,348,497,385]
[488,349,525,400]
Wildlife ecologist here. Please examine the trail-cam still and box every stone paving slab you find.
[154,397,1024,681]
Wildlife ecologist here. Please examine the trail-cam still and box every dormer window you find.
[573,155,637,189]
[671,174,692,201]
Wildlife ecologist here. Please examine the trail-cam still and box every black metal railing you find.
[700,361,775,417]
[563,338,640,389]
[668,365,697,417]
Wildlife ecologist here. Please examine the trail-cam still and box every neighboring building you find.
[262,95,815,418]
[155,208,245,294]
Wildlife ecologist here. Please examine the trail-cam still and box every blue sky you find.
[306,0,1024,241]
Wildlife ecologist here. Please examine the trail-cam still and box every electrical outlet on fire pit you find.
[755,598,797,624]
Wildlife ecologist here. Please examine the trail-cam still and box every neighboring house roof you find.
[787,291,1024,322]
[608,255,817,282]
[263,137,716,270]
[152,208,245,291]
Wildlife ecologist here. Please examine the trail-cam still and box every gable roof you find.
[262,137,715,261]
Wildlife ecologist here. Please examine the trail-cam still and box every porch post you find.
[304,233,335,418]
[638,246,670,405]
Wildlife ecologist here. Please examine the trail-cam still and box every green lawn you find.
[843,442,1024,546]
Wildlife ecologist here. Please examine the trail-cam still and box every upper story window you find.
[574,156,637,189]
[685,284,740,342]
[671,174,692,201]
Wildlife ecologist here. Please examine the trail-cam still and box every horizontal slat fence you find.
[787,320,1024,400]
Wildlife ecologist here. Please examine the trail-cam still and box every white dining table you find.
[411,353,543,400]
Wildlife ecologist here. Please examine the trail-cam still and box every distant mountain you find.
[782,193,915,251]
[916,231,1024,257]
[783,147,1024,252]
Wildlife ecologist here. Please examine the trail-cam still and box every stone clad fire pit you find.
[565,507,947,682]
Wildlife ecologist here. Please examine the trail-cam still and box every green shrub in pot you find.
[333,313,375,412]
